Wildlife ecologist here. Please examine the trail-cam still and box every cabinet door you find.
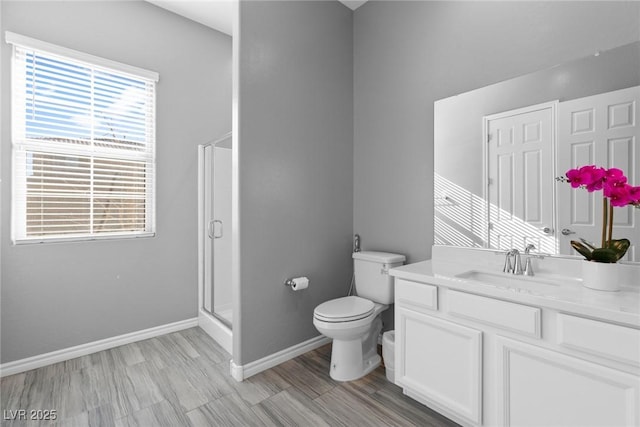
[496,336,640,426]
[396,307,482,425]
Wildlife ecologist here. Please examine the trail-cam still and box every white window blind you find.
[7,32,158,243]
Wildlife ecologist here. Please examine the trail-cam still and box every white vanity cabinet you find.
[496,336,639,427]
[396,305,482,426]
[393,277,640,427]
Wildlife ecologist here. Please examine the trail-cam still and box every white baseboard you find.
[0,318,198,377]
[198,309,232,354]
[230,335,330,382]
[230,359,244,382]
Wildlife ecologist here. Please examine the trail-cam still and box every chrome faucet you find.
[523,244,536,276]
[503,249,523,275]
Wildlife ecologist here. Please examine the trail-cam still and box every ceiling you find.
[146,0,368,36]
[338,0,369,10]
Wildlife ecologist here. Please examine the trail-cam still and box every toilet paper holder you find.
[284,277,309,289]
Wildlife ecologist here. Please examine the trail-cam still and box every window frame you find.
[6,32,159,244]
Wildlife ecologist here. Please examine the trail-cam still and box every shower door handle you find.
[208,220,223,238]
[213,220,223,239]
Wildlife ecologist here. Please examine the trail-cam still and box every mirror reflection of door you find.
[485,103,557,253]
[557,86,640,262]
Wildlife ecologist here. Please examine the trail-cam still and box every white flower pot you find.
[582,261,621,292]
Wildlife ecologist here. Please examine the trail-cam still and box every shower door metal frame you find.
[198,141,232,328]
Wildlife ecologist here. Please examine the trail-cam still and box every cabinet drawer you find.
[395,278,438,311]
[447,290,541,338]
[557,314,640,366]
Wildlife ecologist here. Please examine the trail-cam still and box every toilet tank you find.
[353,251,406,304]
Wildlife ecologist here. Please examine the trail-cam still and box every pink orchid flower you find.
[566,165,606,192]
[604,183,633,207]
[604,167,628,188]
[629,185,640,205]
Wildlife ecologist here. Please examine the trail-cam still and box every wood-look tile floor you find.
[1,327,459,426]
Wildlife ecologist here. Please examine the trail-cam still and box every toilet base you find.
[328,315,383,381]
[330,346,381,381]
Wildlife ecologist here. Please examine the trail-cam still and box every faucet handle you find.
[523,257,535,276]
[512,251,524,275]
[525,244,536,255]
[503,252,513,273]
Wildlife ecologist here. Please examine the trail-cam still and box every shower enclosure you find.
[198,133,232,353]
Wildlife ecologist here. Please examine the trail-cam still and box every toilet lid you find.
[314,296,374,322]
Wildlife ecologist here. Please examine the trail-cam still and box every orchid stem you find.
[608,201,614,245]
[601,197,607,248]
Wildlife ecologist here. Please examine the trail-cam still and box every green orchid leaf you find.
[579,238,597,251]
[591,248,619,263]
[570,240,593,261]
[605,238,631,261]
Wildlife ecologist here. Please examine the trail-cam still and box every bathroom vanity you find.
[390,246,640,427]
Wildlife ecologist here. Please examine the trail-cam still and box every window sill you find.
[13,232,156,245]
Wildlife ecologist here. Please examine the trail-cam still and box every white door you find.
[496,336,640,427]
[557,86,640,261]
[396,308,482,426]
[485,103,556,253]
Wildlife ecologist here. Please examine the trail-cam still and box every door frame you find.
[482,100,558,250]
[198,142,212,314]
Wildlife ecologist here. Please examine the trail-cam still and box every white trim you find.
[229,335,331,382]
[5,31,159,82]
[198,308,232,355]
[230,359,244,382]
[14,231,156,245]
[231,0,241,362]
[0,318,197,377]
[198,143,207,314]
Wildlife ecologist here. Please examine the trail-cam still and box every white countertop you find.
[389,248,640,328]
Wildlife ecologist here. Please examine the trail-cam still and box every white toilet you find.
[313,251,405,381]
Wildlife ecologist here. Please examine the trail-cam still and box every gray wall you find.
[354,1,640,263]
[1,1,231,363]
[237,1,353,365]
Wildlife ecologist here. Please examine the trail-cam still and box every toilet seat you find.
[314,296,374,323]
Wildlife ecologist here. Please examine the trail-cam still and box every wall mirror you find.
[434,41,640,260]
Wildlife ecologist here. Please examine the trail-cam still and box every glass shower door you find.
[201,141,233,327]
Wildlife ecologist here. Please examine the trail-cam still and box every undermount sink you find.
[455,270,567,292]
